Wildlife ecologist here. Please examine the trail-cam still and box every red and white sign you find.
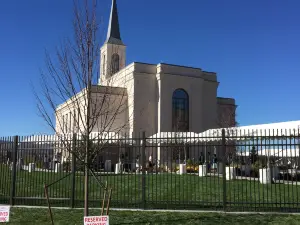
[0,206,10,223]
[84,216,109,225]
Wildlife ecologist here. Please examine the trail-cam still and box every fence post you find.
[141,131,146,209]
[10,135,18,206]
[221,129,227,211]
[70,134,77,208]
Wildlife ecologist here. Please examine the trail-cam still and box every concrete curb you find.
[10,205,300,215]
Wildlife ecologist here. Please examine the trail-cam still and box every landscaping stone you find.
[179,164,186,175]
[115,162,123,174]
[105,160,112,172]
[218,162,224,174]
[28,163,35,173]
[55,163,62,173]
[259,168,271,184]
[226,166,236,180]
[259,166,279,184]
[198,165,207,177]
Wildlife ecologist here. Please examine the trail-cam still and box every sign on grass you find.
[84,216,109,225]
[0,206,10,223]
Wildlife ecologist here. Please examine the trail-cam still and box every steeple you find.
[99,0,126,84]
[106,0,124,45]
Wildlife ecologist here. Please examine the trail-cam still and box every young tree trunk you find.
[34,0,140,216]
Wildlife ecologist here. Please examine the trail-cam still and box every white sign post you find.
[0,206,10,223]
[84,216,109,225]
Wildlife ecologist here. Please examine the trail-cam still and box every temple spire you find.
[106,0,124,45]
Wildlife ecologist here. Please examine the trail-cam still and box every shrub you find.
[187,165,198,173]
[23,156,43,169]
[35,161,43,169]
[251,160,267,177]
[63,161,71,172]
[76,160,85,172]
[186,159,193,166]
[24,156,35,165]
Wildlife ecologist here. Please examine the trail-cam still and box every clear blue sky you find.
[0,0,300,136]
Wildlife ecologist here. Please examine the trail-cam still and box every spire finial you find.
[106,0,124,45]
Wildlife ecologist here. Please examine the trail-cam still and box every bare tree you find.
[33,0,135,216]
[217,103,238,129]
[215,100,238,166]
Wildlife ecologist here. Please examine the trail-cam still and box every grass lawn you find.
[2,207,300,225]
[1,164,300,211]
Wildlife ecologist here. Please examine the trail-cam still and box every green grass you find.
[1,164,300,211]
[3,207,300,224]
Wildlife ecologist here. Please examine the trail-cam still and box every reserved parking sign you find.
[84,216,109,225]
[0,206,10,223]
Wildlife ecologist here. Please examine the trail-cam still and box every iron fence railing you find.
[1,129,300,212]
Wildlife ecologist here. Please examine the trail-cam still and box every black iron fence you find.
[1,129,300,212]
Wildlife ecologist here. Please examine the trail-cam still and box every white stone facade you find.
[55,0,236,138]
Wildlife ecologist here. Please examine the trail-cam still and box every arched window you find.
[111,53,120,74]
[172,89,189,132]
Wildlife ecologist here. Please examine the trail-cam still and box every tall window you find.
[69,112,72,133]
[62,115,65,133]
[102,54,106,75]
[172,89,189,132]
[111,53,120,74]
[65,114,68,133]
[75,108,80,133]
[73,110,76,133]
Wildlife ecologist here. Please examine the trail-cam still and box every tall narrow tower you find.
[99,0,126,84]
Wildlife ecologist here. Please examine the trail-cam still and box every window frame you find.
[172,89,189,132]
